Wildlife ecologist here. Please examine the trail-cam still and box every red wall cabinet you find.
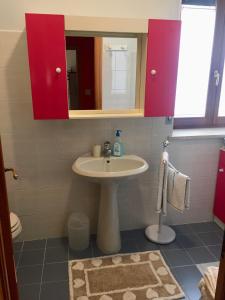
[25,14,181,120]
[214,149,225,224]
[144,19,181,117]
[25,13,69,119]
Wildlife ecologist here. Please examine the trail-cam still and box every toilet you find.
[10,212,22,239]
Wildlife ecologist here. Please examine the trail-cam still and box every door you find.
[144,19,181,117]
[215,231,225,299]
[0,138,19,300]
[25,13,69,119]
[214,149,225,223]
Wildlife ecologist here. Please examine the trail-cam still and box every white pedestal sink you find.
[72,154,148,254]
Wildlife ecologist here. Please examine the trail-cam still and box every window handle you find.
[214,70,220,86]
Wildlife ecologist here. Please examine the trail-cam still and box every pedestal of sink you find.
[72,154,149,255]
[97,181,120,254]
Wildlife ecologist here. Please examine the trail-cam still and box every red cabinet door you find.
[25,13,69,119]
[144,19,181,117]
[214,149,225,224]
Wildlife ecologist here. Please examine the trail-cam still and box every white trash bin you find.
[68,212,90,251]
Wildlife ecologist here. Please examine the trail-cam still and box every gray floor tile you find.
[119,239,139,254]
[172,265,202,287]
[187,247,216,264]
[137,239,160,252]
[17,265,42,285]
[18,224,223,300]
[182,283,201,300]
[19,284,40,300]
[176,234,204,249]
[162,249,193,267]
[13,241,23,253]
[207,244,222,260]
[40,281,69,300]
[198,232,222,246]
[171,224,194,235]
[121,229,146,241]
[19,249,45,266]
[159,239,183,251]
[189,222,221,233]
[92,239,139,257]
[45,247,68,263]
[216,229,224,240]
[69,246,93,260]
[172,266,202,300]
[42,262,68,282]
[46,237,68,249]
[23,239,46,251]
[92,243,107,257]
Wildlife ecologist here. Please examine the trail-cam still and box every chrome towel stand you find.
[145,138,176,244]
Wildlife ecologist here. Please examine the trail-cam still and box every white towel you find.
[199,266,218,300]
[167,165,190,212]
[156,151,168,215]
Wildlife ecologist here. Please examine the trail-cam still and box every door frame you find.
[215,231,225,299]
[0,138,19,300]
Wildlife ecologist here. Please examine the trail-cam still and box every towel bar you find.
[145,137,176,244]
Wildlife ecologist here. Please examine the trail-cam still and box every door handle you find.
[4,168,19,180]
[218,168,224,173]
[214,70,220,86]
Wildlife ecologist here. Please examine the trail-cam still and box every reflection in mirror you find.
[66,36,138,111]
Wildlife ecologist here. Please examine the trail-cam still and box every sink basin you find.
[72,155,148,179]
[72,154,149,254]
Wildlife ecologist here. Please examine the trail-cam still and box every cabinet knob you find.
[218,168,224,173]
[150,69,157,76]
[56,67,62,74]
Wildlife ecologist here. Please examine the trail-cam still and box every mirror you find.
[66,35,139,111]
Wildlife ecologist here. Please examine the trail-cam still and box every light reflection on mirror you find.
[66,36,138,111]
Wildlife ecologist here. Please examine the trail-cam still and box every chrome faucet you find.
[103,141,112,157]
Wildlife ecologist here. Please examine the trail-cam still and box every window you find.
[174,0,225,128]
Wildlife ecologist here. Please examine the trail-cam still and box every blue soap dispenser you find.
[113,130,124,157]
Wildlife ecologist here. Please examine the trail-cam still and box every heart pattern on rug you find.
[130,254,140,262]
[123,291,136,300]
[112,256,122,265]
[74,278,85,289]
[157,266,168,276]
[149,253,159,261]
[70,251,184,299]
[91,258,102,267]
[100,295,113,300]
[146,288,159,299]
[73,262,84,271]
[165,284,176,295]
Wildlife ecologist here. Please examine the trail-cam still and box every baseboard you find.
[214,216,225,230]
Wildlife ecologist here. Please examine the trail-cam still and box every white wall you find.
[167,138,223,224]
[1,0,222,241]
[0,0,181,30]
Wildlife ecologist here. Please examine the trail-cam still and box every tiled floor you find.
[14,222,223,300]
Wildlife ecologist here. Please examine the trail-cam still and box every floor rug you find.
[69,250,184,299]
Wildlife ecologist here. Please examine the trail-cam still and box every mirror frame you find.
[64,16,148,119]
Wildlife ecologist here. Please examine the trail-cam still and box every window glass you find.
[218,66,225,116]
[174,6,216,118]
